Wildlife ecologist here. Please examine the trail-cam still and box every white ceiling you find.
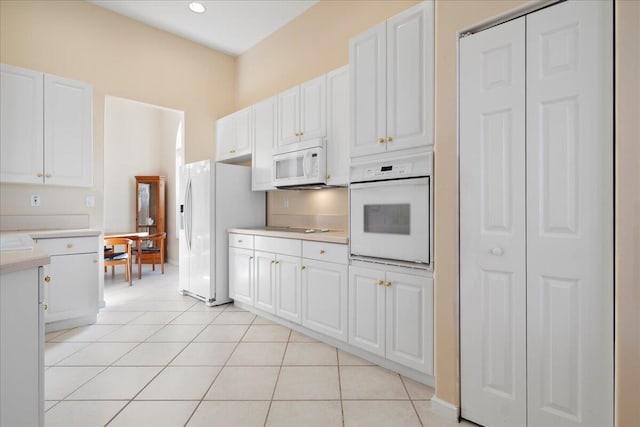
[88,0,319,56]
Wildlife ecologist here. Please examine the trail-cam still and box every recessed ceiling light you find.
[189,2,206,14]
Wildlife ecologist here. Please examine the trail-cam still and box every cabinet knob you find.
[377,280,383,286]
[377,137,384,144]
[37,172,43,178]
[93,259,98,263]
[325,174,331,180]
[320,249,325,255]
[249,256,254,260]
[387,136,393,142]
[301,266,306,270]
[385,281,392,287]
[271,260,275,264]
[275,261,279,264]
[42,302,48,311]
[45,173,52,178]
[238,240,243,243]
[491,247,504,256]
[295,132,301,136]
[44,275,51,283]
[66,243,73,248]
[300,131,304,136]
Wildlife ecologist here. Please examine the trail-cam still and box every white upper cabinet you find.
[251,97,277,191]
[350,1,433,158]
[44,74,93,187]
[325,65,350,186]
[1,64,93,187]
[215,106,252,163]
[0,64,44,185]
[276,75,326,153]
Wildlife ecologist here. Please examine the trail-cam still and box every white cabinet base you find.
[231,299,435,388]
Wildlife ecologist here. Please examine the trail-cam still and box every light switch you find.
[86,195,95,208]
[30,194,41,207]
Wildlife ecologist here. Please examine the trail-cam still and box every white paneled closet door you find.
[526,2,613,426]
[460,17,527,427]
[460,1,613,427]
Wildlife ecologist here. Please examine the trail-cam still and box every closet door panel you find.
[460,17,526,427]
[526,2,613,427]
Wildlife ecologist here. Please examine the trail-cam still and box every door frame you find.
[455,0,615,423]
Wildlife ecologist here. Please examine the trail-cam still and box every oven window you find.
[276,157,303,180]
[364,204,410,235]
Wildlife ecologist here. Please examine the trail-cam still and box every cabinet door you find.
[44,253,98,323]
[44,74,93,187]
[349,23,387,158]
[252,97,276,191]
[302,259,348,342]
[229,247,254,305]
[299,75,326,141]
[235,107,252,157]
[275,254,302,324]
[526,3,613,426]
[254,251,276,314]
[277,86,300,150]
[326,66,350,186]
[348,265,385,356]
[0,64,44,185]
[215,114,236,161]
[386,2,433,152]
[385,271,433,374]
[459,18,527,427]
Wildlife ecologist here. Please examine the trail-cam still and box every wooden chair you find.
[104,237,133,285]
[134,232,166,274]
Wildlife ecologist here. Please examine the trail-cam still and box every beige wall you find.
[615,1,640,426]
[236,0,420,108]
[0,0,236,230]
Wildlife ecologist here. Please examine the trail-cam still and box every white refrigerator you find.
[179,160,265,305]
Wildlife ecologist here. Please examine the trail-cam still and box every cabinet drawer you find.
[255,236,301,257]
[303,241,348,264]
[229,233,254,250]
[36,236,97,256]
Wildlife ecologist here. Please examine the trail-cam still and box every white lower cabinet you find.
[254,251,276,313]
[0,266,44,427]
[274,254,302,324]
[35,235,99,331]
[349,265,433,375]
[228,247,254,305]
[302,259,348,342]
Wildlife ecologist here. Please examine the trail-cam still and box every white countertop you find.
[0,229,101,274]
[0,234,50,274]
[228,227,348,244]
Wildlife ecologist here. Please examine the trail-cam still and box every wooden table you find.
[104,231,148,280]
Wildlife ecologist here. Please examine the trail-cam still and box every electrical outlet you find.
[86,195,95,208]
[30,194,41,207]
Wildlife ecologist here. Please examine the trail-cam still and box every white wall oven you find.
[350,153,432,265]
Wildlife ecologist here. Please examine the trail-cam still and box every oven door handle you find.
[350,176,429,190]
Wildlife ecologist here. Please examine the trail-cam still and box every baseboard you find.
[430,396,459,420]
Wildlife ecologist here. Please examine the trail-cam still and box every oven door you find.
[350,177,430,264]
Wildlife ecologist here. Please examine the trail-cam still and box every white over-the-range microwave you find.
[272,140,327,189]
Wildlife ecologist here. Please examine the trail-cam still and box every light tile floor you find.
[44,264,468,427]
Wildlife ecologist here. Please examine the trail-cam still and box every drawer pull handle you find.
[301,266,306,270]
[320,250,325,254]
[385,281,392,287]
[377,280,383,286]
[66,243,73,248]
[44,275,51,283]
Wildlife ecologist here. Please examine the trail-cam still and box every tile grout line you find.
[263,327,292,427]
[336,348,345,427]
[182,303,254,426]
[400,375,424,427]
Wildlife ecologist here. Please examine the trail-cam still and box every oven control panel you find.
[363,163,412,179]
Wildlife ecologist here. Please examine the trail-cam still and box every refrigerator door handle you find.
[185,179,192,252]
